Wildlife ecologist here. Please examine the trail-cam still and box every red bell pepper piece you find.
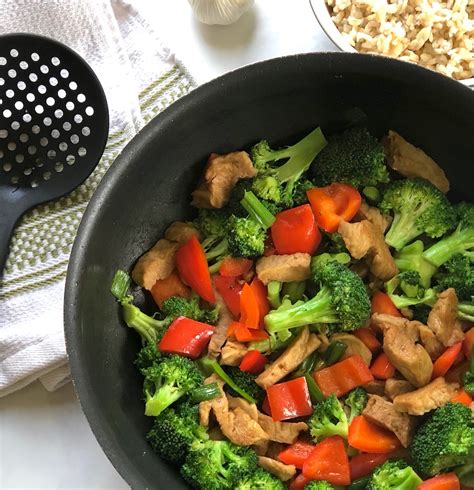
[219,257,253,277]
[307,183,361,233]
[289,473,313,490]
[271,204,321,255]
[266,377,312,422]
[432,342,463,379]
[227,321,269,343]
[302,435,351,485]
[159,316,215,359]
[250,277,269,327]
[462,327,474,358]
[370,352,396,380]
[150,270,190,309]
[214,274,243,317]
[278,440,315,469]
[418,473,460,490]
[314,355,374,398]
[353,327,382,353]
[451,388,473,407]
[240,283,260,329]
[371,291,401,317]
[349,452,392,480]
[175,235,215,303]
[239,350,268,375]
[348,415,402,453]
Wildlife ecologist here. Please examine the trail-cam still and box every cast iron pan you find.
[64,53,474,489]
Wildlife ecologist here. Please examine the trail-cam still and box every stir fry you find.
[111,125,474,490]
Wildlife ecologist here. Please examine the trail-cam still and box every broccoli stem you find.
[282,281,306,303]
[385,211,422,250]
[145,385,184,416]
[458,302,474,322]
[198,357,257,404]
[423,225,474,267]
[241,191,275,229]
[205,238,228,261]
[122,303,167,345]
[274,127,327,183]
[265,287,339,333]
[267,281,282,308]
[189,382,221,403]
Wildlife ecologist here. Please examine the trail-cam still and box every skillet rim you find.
[64,51,474,488]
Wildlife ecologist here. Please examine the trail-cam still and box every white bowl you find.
[309,0,474,89]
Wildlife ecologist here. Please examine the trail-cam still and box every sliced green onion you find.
[324,341,347,366]
[362,186,381,204]
[348,476,371,490]
[241,191,275,229]
[189,382,221,403]
[305,373,325,404]
[111,269,131,302]
[292,351,317,379]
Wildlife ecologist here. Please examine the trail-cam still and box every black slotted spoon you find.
[0,33,108,278]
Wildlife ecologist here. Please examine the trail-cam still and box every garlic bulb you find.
[188,0,254,25]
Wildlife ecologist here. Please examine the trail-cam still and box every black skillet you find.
[64,53,474,489]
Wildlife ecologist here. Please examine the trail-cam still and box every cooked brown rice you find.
[326,0,474,80]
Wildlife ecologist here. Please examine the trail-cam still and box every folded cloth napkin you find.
[0,0,195,396]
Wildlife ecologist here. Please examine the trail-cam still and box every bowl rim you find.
[64,52,474,488]
[308,0,474,88]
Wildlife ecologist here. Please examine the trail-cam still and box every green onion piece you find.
[111,269,131,302]
[189,382,221,403]
[313,356,326,372]
[241,191,275,229]
[305,373,325,404]
[282,281,306,303]
[198,357,257,404]
[292,351,318,379]
[362,186,381,204]
[267,281,282,309]
[324,341,347,366]
[348,476,371,490]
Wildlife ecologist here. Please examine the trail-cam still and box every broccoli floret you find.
[423,202,474,267]
[195,208,229,240]
[325,232,349,254]
[308,394,349,442]
[265,260,371,334]
[411,304,431,324]
[235,468,285,489]
[227,215,266,258]
[304,481,334,490]
[394,240,437,289]
[410,402,474,476]
[368,460,422,490]
[387,286,437,311]
[142,354,203,416]
[462,353,474,395]
[134,342,161,371]
[380,178,456,251]
[146,401,208,464]
[181,440,258,490]
[344,387,368,423]
[385,271,426,300]
[434,253,474,301]
[226,180,254,217]
[161,294,219,325]
[311,126,389,188]
[455,446,474,488]
[223,366,265,404]
[292,179,315,206]
[250,127,327,207]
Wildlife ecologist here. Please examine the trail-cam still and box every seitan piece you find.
[227,395,259,421]
[338,219,398,281]
[384,130,449,193]
[393,377,459,416]
[427,289,464,347]
[256,253,311,285]
[208,290,233,358]
[164,221,199,244]
[220,340,248,366]
[418,324,445,360]
[258,456,296,482]
[256,327,321,389]
[372,313,433,387]
[363,394,417,447]
[356,201,392,234]
[257,412,308,444]
[364,380,386,396]
[131,238,178,289]
[191,151,257,208]
[385,379,414,400]
[331,333,373,366]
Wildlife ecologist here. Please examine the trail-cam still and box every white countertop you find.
[0,1,335,488]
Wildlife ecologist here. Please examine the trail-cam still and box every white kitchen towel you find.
[0,0,195,396]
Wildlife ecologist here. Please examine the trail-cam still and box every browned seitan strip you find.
[220,340,248,366]
[164,221,199,244]
[257,412,307,444]
[207,290,233,358]
[385,379,414,400]
[256,327,320,389]
[364,380,386,396]
[356,201,392,234]
[258,456,296,482]
[427,289,464,347]
[256,253,311,285]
